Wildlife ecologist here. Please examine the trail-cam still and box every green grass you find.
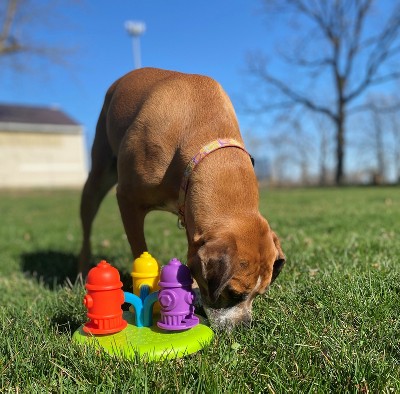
[0,187,399,392]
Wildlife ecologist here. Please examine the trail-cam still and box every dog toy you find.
[82,260,127,334]
[131,251,160,298]
[158,258,199,330]
[72,254,213,361]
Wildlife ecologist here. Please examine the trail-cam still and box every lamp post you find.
[125,21,146,69]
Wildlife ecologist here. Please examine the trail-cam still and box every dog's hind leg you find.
[78,115,117,275]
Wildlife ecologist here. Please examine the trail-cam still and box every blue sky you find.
[1,0,398,182]
[0,1,274,153]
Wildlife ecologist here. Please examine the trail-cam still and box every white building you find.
[0,103,87,188]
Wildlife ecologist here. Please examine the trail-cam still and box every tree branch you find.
[0,0,19,54]
[343,0,373,79]
[248,62,337,121]
[345,5,400,102]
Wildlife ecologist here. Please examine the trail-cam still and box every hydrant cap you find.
[159,258,193,288]
[86,260,123,291]
[132,251,159,278]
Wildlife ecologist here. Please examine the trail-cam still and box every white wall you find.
[0,130,87,188]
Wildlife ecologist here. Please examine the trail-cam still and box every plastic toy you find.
[73,254,213,361]
[131,251,160,313]
[83,260,127,334]
[158,258,199,330]
[131,251,160,298]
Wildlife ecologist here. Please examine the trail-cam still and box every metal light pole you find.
[125,21,146,69]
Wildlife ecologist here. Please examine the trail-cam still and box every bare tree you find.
[279,119,314,185]
[0,0,79,70]
[265,111,318,185]
[389,112,400,183]
[369,102,386,184]
[319,126,332,185]
[354,93,400,184]
[246,0,400,185]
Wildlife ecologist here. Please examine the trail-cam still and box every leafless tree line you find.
[245,0,400,186]
[253,97,400,186]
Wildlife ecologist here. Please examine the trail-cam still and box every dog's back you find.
[103,68,242,160]
[98,68,244,207]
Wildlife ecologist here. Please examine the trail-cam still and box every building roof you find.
[0,103,79,126]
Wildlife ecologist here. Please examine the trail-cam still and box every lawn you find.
[0,187,399,392]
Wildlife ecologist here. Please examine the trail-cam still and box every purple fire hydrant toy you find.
[157,258,199,331]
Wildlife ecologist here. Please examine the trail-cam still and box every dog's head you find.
[187,215,285,329]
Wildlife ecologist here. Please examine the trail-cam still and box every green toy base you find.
[72,312,213,361]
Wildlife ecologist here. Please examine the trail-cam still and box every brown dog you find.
[79,67,285,328]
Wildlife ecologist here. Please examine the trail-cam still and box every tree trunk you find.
[375,126,385,184]
[333,64,346,186]
[335,113,345,185]
[319,126,329,185]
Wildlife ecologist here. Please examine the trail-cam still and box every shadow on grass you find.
[51,311,84,335]
[20,250,134,291]
[20,250,79,288]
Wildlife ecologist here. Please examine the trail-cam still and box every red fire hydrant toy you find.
[83,260,127,335]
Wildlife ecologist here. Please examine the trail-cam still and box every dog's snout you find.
[203,303,252,330]
[238,313,252,327]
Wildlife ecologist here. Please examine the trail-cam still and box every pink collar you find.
[177,138,252,228]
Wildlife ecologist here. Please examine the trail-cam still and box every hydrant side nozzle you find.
[83,294,93,309]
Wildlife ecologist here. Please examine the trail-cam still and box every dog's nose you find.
[236,312,252,327]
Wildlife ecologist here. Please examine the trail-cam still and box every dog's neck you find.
[184,147,259,242]
[178,138,252,228]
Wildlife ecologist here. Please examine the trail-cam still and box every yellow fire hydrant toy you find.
[131,251,160,310]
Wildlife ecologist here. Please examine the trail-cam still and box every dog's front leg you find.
[116,189,148,258]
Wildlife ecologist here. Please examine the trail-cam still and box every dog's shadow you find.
[20,250,134,291]
[20,250,79,287]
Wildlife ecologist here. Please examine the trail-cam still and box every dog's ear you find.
[271,231,286,283]
[203,255,232,303]
[198,234,236,303]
